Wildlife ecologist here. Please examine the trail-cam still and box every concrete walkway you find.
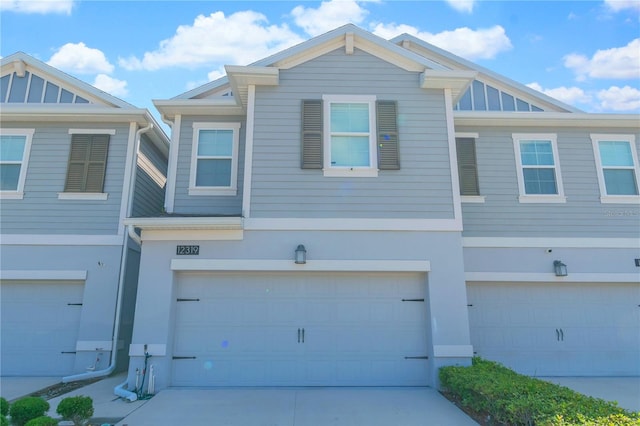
[0,377,61,401]
[115,387,479,426]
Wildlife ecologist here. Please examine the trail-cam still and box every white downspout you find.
[63,124,153,403]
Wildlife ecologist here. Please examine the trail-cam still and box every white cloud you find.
[291,0,369,36]
[445,0,475,13]
[527,82,592,105]
[0,0,73,14]
[372,23,512,60]
[48,42,114,74]
[597,85,640,111]
[119,11,304,71]
[604,0,640,12]
[564,38,640,80]
[92,74,128,97]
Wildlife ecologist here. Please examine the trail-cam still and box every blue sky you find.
[1,0,639,118]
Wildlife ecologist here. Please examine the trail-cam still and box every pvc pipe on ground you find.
[114,380,138,402]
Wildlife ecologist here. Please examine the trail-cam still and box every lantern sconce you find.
[553,260,568,277]
[295,244,307,264]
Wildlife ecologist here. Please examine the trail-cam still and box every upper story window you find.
[513,133,566,203]
[0,129,34,199]
[301,97,399,176]
[323,95,377,177]
[59,130,114,200]
[190,122,240,196]
[591,134,639,204]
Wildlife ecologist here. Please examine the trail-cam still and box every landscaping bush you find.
[55,396,93,426]
[8,397,49,426]
[24,417,58,426]
[1,398,8,416]
[439,357,640,426]
[1,416,8,426]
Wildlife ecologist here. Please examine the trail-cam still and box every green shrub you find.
[440,357,640,426]
[1,415,8,426]
[24,417,58,426]
[8,397,49,426]
[55,396,93,426]
[1,398,8,416]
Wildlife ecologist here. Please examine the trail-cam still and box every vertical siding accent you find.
[301,99,323,169]
[456,137,480,196]
[64,134,109,192]
[376,100,399,170]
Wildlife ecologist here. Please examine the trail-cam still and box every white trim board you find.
[0,270,87,280]
[463,237,639,249]
[465,272,640,283]
[433,345,474,358]
[244,218,461,231]
[172,259,431,272]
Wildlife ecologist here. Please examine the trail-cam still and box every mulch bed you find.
[440,390,495,425]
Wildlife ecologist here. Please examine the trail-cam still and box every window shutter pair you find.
[64,134,110,192]
[456,137,480,196]
[300,99,400,170]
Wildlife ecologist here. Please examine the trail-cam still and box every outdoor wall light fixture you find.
[553,260,568,277]
[295,244,307,264]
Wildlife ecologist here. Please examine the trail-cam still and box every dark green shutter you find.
[301,99,323,169]
[376,100,399,170]
[456,137,480,196]
[64,134,109,192]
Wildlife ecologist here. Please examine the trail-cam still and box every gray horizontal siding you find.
[459,126,640,238]
[131,135,168,218]
[172,115,245,216]
[0,122,130,234]
[250,48,454,219]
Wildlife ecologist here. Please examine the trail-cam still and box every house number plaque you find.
[176,245,200,255]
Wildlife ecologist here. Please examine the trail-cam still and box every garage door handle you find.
[560,328,564,341]
[298,328,301,343]
[556,329,559,341]
[302,328,305,343]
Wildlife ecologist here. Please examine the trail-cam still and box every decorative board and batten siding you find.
[459,127,640,238]
[132,134,168,218]
[250,48,455,219]
[0,123,130,234]
[173,115,246,216]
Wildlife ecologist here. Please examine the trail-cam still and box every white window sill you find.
[518,195,567,203]
[461,195,486,203]
[58,192,108,200]
[0,191,24,200]
[600,195,640,204]
[189,187,237,196]
[323,168,378,178]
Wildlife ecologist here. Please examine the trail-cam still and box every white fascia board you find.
[244,218,462,231]
[454,111,640,128]
[153,99,244,119]
[124,216,243,230]
[420,70,477,102]
[171,259,431,272]
[466,272,640,283]
[1,105,155,124]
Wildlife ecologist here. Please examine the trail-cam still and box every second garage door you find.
[172,271,429,386]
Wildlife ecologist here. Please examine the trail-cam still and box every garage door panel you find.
[172,272,428,386]
[468,282,640,376]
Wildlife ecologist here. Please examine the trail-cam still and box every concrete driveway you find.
[115,387,478,426]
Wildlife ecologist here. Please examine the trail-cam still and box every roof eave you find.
[454,111,640,128]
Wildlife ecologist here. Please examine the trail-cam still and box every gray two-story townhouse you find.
[0,53,169,380]
[122,24,639,396]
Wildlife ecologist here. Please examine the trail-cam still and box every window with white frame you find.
[323,95,377,177]
[591,134,639,203]
[513,134,565,203]
[190,122,240,196]
[0,129,34,199]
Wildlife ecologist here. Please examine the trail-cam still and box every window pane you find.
[472,80,486,111]
[196,158,231,187]
[331,136,370,167]
[599,141,633,167]
[520,141,554,166]
[0,164,20,190]
[603,169,638,195]
[198,130,233,156]
[523,168,557,194]
[0,136,26,161]
[330,103,369,133]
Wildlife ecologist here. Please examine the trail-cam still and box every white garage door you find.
[172,271,429,386]
[1,281,84,375]
[467,282,640,376]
